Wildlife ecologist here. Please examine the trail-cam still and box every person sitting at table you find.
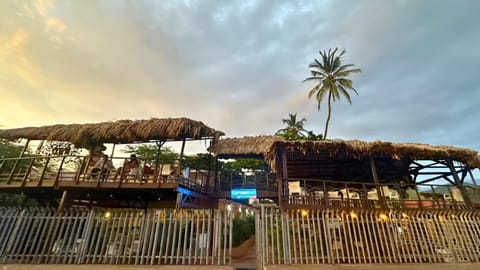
[90,154,114,181]
[114,154,141,180]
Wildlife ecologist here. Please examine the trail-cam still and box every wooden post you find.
[179,137,186,167]
[206,152,212,191]
[446,159,461,185]
[369,156,380,184]
[279,146,288,210]
[447,159,472,208]
[154,141,166,185]
[214,156,219,192]
[370,156,387,208]
[154,141,165,174]
[58,190,68,211]
[175,138,187,211]
[110,143,116,158]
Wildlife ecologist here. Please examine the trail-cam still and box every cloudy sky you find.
[1,0,479,151]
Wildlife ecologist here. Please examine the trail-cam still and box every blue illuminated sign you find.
[231,189,257,199]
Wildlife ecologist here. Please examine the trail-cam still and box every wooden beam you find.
[447,158,473,208]
[468,168,478,186]
[446,159,462,185]
[369,156,379,184]
[179,137,186,164]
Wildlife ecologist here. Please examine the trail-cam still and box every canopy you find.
[0,117,224,148]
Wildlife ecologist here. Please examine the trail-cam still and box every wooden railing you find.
[283,179,480,211]
[0,156,211,194]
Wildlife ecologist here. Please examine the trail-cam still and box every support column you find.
[154,141,165,182]
[206,152,213,191]
[57,190,68,211]
[279,146,288,210]
[447,159,472,208]
[214,156,219,192]
[179,137,186,169]
[175,138,187,211]
[369,156,380,184]
[110,143,116,158]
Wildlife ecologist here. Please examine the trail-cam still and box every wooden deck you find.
[0,172,180,190]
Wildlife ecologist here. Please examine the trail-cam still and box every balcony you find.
[282,179,480,211]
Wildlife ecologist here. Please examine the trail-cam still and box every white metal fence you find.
[256,205,480,265]
[0,207,232,265]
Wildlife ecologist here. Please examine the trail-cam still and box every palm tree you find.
[276,113,307,140]
[304,48,361,139]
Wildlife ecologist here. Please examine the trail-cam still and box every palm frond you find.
[308,84,322,99]
[338,85,353,104]
[337,78,354,89]
[333,64,356,75]
[330,81,340,102]
[315,84,329,110]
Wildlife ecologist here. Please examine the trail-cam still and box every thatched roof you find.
[0,118,224,148]
[208,136,286,158]
[210,136,480,168]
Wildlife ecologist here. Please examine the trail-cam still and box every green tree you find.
[225,158,266,172]
[0,140,37,173]
[305,130,323,140]
[0,140,23,158]
[184,153,213,170]
[123,144,178,166]
[275,113,307,140]
[304,48,361,139]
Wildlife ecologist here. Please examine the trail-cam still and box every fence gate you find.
[256,205,480,267]
[0,207,232,265]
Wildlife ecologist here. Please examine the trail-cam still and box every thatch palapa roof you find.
[0,118,224,148]
[209,135,480,168]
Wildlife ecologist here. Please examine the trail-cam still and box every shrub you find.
[232,216,255,247]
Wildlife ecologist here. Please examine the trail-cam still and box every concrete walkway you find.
[232,241,257,270]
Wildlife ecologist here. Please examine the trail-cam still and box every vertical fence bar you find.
[24,209,44,263]
[158,210,168,264]
[59,210,76,264]
[206,209,211,265]
[169,210,179,264]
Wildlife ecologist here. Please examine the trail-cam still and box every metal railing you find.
[0,207,232,265]
[256,205,480,265]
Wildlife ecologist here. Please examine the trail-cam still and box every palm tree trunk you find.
[323,92,332,139]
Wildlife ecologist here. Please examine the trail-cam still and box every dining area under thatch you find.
[0,117,224,209]
[209,135,480,210]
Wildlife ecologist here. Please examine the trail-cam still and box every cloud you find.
[0,0,479,152]
[45,17,66,32]
[33,0,54,16]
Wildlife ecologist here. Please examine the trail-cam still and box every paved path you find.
[232,240,257,270]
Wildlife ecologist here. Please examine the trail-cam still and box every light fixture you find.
[379,213,388,221]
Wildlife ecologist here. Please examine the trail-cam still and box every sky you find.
[1,0,479,152]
